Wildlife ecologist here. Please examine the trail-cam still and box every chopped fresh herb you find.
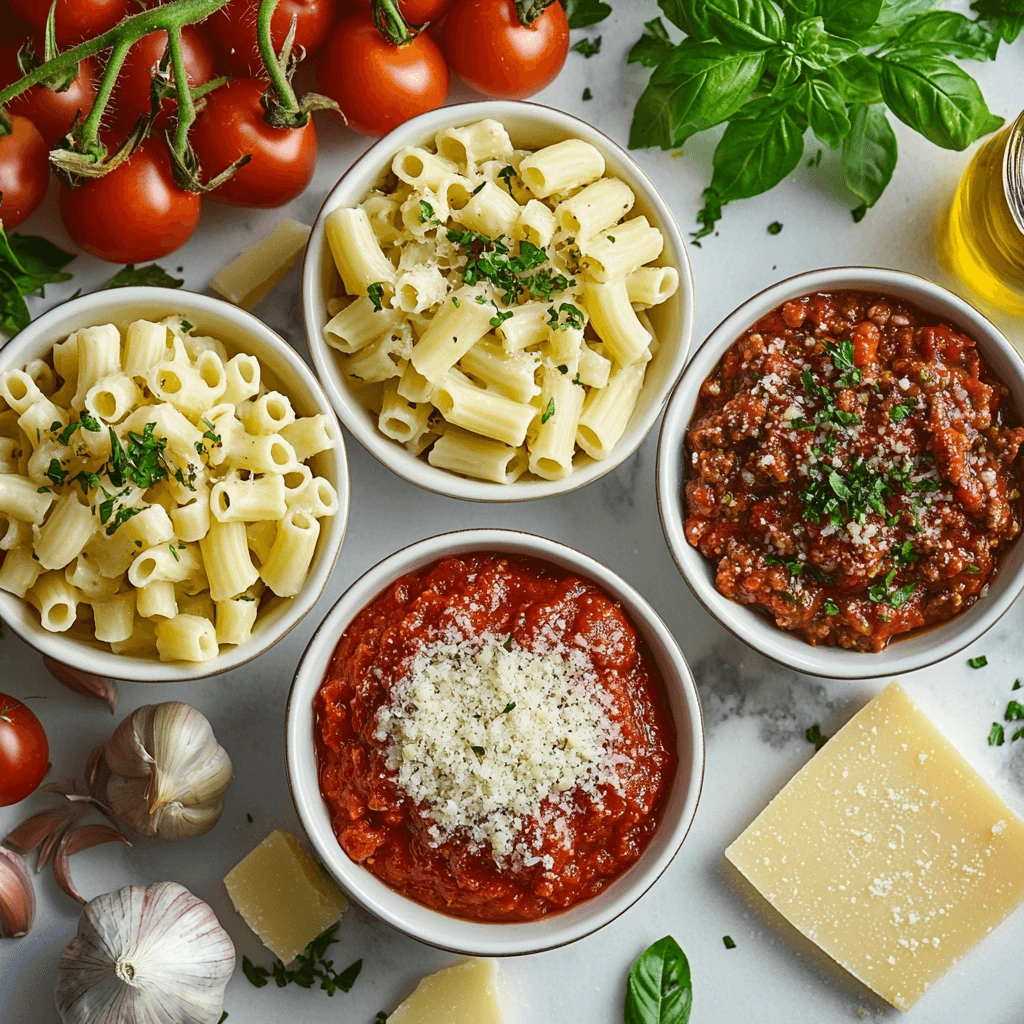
[571,36,602,58]
[471,181,487,197]
[572,372,584,387]
[1004,701,1024,721]
[497,165,517,194]
[501,702,516,714]
[105,504,143,537]
[889,583,916,609]
[240,595,255,602]
[607,235,616,243]
[242,957,269,988]
[108,263,184,289]
[557,364,568,374]
[823,339,862,388]
[169,544,179,562]
[1014,679,1021,691]
[989,722,1005,746]
[247,813,253,823]
[367,282,385,312]
[376,1014,389,1024]
[80,410,101,432]
[583,87,593,101]
[891,540,919,567]
[823,598,839,616]
[966,564,982,574]
[723,935,737,950]
[243,925,361,997]
[1013,728,1024,742]
[419,199,435,223]
[767,221,783,235]
[474,294,488,304]
[806,723,829,751]
[968,655,988,669]
[37,486,50,493]
[489,308,514,328]
[451,296,461,307]
[472,745,485,756]
[547,302,584,331]
[217,1014,228,1024]
[179,319,194,333]
[542,397,556,424]
[889,404,913,422]
[45,458,67,487]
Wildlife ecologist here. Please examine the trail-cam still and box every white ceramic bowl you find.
[657,267,1024,680]
[302,100,694,502]
[0,288,349,682]
[286,529,705,955]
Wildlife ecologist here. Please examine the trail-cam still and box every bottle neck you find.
[1004,110,1024,237]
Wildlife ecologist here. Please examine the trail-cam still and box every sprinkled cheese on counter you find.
[375,637,619,863]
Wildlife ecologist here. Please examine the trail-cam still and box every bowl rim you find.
[284,527,706,956]
[301,98,696,504]
[656,266,1024,680]
[0,286,351,683]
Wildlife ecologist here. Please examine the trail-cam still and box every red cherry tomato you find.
[347,0,455,22]
[0,114,49,228]
[9,0,131,48]
[316,13,449,137]
[0,40,97,148]
[207,0,337,77]
[59,140,201,263]
[109,25,217,133]
[440,0,569,99]
[0,694,49,807]
[190,77,317,207]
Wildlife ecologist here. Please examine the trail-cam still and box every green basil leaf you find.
[709,94,807,202]
[559,0,612,29]
[625,936,693,1024]
[861,0,942,45]
[706,0,785,49]
[0,267,32,337]
[790,17,861,69]
[629,42,765,151]
[629,18,675,67]
[771,53,803,94]
[108,263,185,289]
[880,53,1004,150]
[971,0,1024,44]
[842,104,898,217]
[658,0,714,39]
[827,53,883,104]
[783,0,820,29]
[4,233,75,298]
[890,12,999,61]
[819,0,883,39]
[800,79,852,148]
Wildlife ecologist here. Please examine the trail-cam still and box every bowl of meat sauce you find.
[658,268,1024,680]
[285,530,704,955]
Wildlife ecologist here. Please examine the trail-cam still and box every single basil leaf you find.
[880,54,1004,151]
[709,94,807,202]
[629,17,675,67]
[784,0,820,29]
[842,103,898,216]
[0,267,32,336]
[559,0,612,29]
[800,79,852,148]
[890,11,1000,60]
[108,263,185,289]
[625,936,693,1024]
[861,0,942,45]
[658,0,714,39]
[629,42,765,151]
[771,53,803,94]
[820,0,883,39]
[827,53,883,104]
[5,233,75,298]
[790,17,861,69]
[971,0,1024,44]
[706,0,785,49]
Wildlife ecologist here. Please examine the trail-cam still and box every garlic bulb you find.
[0,846,34,937]
[105,703,232,841]
[56,881,235,1024]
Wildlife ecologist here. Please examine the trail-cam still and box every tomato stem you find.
[78,36,133,152]
[166,28,196,162]
[372,0,414,46]
[515,0,558,27]
[256,0,300,113]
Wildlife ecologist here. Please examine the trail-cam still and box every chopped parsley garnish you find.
[447,230,554,305]
[571,36,602,57]
[989,722,1005,746]
[557,364,568,374]
[501,702,516,714]
[968,655,988,668]
[376,1015,389,1024]
[1014,679,1021,691]
[891,540,918,567]
[764,554,803,576]
[471,181,487,196]
[419,199,435,224]
[889,403,913,422]
[367,282,385,312]
[823,598,839,616]
[607,235,616,243]
[547,302,584,331]
[723,935,737,949]
[56,411,101,445]
[806,723,829,751]
[823,339,862,388]
[497,165,517,194]
[45,459,67,487]
[169,544,179,562]
[37,486,50,493]
[471,745,485,756]
[966,564,981,574]
[767,221,783,235]
[242,924,361,996]
[489,308,514,328]
[179,319,193,333]
[583,87,593,100]
[1013,728,1024,742]
[572,372,584,387]
[451,296,461,307]
[1004,700,1024,721]
[541,397,556,424]
[240,595,255,602]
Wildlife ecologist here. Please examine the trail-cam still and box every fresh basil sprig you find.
[625,936,693,1024]
[560,0,613,29]
[629,0,1007,236]
[0,225,75,336]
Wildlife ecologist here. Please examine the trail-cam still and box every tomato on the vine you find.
[190,78,317,207]
[207,0,337,77]
[440,0,569,100]
[316,12,449,137]
[59,140,201,263]
[0,40,97,149]
[0,694,49,807]
[0,114,49,228]
[9,0,131,48]
[109,25,217,133]
[348,0,455,22]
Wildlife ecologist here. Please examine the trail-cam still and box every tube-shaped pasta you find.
[324,297,404,354]
[93,590,136,643]
[51,335,79,404]
[454,182,522,241]
[435,119,513,168]
[85,373,142,425]
[515,200,557,249]
[395,266,448,315]
[392,146,459,189]
[519,140,605,199]
[34,493,97,570]
[24,359,55,396]
[0,474,54,524]
[428,428,527,485]
[28,571,82,632]
[155,614,218,663]
[546,325,584,366]
[147,361,215,419]
[577,361,646,461]
[19,400,64,450]
[400,189,450,239]
[128,543,202,587]
[200,519,260,602]
[578,343,612,389]
[345,335,404,384]
[397,360,434,404]
[72,325,122,409]
[0,545,42,598]
[361,194,404,245]
[325,207,397,297]
[211,472,287,523]
[177,590,215,620]
[216,596,259,646]
[0,518,30,551]
[194,349,227,404]
[281,464,312,505]
[0,438,22,474]
[378,380,432,445]
[287,475,339,518]
[626,266,679,308]
[65,554,120,600]
[460,339,541,404]
[529,367,585,480]
[279,414,336,462]
[120,403,204,456]
[245,520,277,565]
[410,290,495,383]
[555,178,635,239]
[433,369,535,447]
[171,492,211,543]
[581,216,664,283]
[586,279,653,366]
[495,302,551,353]
[259,510,320,597]
[137,579,178,619]
[0,369,46,413]
[123,320,168,379]
[117,504,175,549]
[221,353,261,406]
[109,618,157,656]
[83,532,135,579]
[241,391,295,435]
[228,434,297,474]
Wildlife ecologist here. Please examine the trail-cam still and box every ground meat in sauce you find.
[313,554,676,922]
[684,291,1024,652]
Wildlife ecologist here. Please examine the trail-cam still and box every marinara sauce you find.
[685,291,1024,651]
[314,554,676,922]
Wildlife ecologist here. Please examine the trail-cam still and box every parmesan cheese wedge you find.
[223,829,347,963]
[211,219,311,311]
[726,682,1024,1010]
[389,959,505,1024]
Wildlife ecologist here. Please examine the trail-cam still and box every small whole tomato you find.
[207,0,337,76]
[441,0,569,99]
[0,694,49,807]
[190,78,317,207]
[316,12,449,137]
[0,114,50,228]
[109,25,217,133]
[0,40,98,148]
[347,0,455,22]
[9,0,131,48]
[59,140,201,263]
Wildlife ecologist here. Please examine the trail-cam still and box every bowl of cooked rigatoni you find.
[302,100,694,502]
[0,288,348,682]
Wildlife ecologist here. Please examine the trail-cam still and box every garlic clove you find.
[0,847,35,938]
[44,657,118,714]
[5,807,71,854]
[53,825,132,904]
[56,881,235,1024]
[37,807,83,873]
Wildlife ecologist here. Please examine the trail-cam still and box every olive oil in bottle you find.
[939,110,1024,316]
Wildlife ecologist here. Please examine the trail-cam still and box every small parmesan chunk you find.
[223,829,347,963]
[726,683,1024,1010]
[211,219,311,310]
[389,959,505,1024]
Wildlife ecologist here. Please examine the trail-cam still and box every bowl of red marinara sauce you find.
[658,267,1024,681]
[285,529,704,956]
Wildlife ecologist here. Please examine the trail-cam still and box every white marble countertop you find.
[2,4,1024,1022]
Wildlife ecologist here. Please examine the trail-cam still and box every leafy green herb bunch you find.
[628,0,1020,239]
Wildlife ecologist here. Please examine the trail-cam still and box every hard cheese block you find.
[726,682,1024,1010]
[210,218,311,311]
[389,959,504,1024]
[223,829,348,963]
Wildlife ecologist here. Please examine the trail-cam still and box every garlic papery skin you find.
[56,881,235,1024]
[0,846,35,937]
[104,702,232,841]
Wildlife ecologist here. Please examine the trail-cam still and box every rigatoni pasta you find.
[321,119,679,483]
[0,316,338,662]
